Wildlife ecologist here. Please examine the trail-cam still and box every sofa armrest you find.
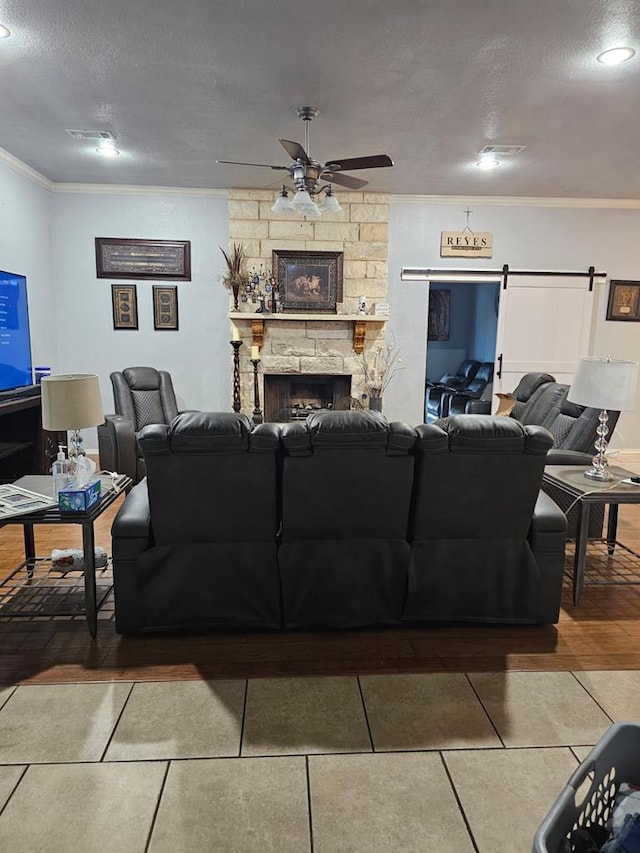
[546,449,594,466]
[97,415,137,482]
[528,490,567,554]
[111,480,153,560]
[465,400,491,415]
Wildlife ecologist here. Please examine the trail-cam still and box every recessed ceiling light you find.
[476,155,499,170]
[96,142,120,157]
[0,24,11,38]
[597,47,635,65]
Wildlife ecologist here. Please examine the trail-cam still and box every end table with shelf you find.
[0,472,132,636]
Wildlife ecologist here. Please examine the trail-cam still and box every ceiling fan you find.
[217,106,393,213]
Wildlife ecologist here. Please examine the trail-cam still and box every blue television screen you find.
[0,271,33,393]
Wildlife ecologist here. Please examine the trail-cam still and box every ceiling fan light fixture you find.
[271,187,294,213]
[290,188,315,210]
[318,186,342,213]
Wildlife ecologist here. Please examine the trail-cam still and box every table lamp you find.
[41,374,105,472]
[567,356,639,481]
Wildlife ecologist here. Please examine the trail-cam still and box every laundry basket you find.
[533,722,640,852]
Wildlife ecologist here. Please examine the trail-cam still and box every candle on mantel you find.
[251,345,260,361]
[231,323,240,342]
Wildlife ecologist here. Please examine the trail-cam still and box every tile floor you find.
[0,670,636,852]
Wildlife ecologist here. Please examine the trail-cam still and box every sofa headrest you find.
[419,415,553,455]
[559,395,588,419]
[458,360,480,380]
[121,366,162,391]
[281,410,416,456]
[475,362,494,383]
[139,412,280,454]
[514,372,556,402]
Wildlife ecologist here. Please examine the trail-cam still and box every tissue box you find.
[58,479,102,512]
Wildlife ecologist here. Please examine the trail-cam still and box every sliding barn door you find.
[493,275,595,402]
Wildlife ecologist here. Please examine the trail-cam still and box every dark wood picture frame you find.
[153,285,179,330]
[428,289,451,341]
[96,238,191,280]
[606,279,640,321]
[111,284,138,330]
[272,250,343,313]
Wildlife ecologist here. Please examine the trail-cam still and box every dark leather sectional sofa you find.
[111,410,567,635]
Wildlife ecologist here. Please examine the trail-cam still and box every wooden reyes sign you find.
[440,231,493,258]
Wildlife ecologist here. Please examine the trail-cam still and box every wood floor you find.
[1,497,640,686]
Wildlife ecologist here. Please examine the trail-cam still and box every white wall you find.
[0,160,58,369]
[386,202,640,448]
[51,190,229,446]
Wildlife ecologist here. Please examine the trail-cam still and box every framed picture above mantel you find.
[273,250,343,313]
[95,238,191,280]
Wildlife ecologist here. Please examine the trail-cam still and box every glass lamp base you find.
[584,466,614,481]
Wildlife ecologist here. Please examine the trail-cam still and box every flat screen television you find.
[0,270,33,394]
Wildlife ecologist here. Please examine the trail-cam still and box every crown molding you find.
[389,194,640,209]
[50,183,228,197]
[0,147,53,190]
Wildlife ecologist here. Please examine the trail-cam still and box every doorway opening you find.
[424,281,500,422]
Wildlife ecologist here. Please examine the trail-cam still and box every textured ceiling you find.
[0,0,639,197]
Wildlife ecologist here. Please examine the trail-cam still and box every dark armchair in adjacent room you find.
[97,366,184,484]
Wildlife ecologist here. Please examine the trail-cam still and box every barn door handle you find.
[496,353,503,379]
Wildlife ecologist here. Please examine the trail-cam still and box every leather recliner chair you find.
[424,359,482,422]
[97,367,183,484]
[279,410,417,629]
[425,358,480,389]
[440,361,495,417]
[111,412,282,634]
[405,415,566,624]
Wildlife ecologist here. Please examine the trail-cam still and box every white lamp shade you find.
[318,193,342,213]
[41,374,105,431]
[290,189,314,209]
[567,357,639,411]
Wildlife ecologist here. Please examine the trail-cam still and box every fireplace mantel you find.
[229,312,386,354]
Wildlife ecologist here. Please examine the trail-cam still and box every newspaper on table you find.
[0,484,58,519]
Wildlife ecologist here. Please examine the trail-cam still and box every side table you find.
[0,472,132,636]
[542,465,640,605]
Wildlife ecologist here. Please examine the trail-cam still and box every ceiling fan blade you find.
[321,171,368,190]
[279,139,310,163]
[217,159,289,171]
[324,154,393,172]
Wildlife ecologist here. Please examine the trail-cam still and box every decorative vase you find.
[231,283,239,311]
[369,396,382,412]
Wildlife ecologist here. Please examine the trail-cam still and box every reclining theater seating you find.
[279,410,416,628]
[97,367,181,484]
[404,416,565,624]
[111,412,282,634]
[426,361,493,421]
[426,359,480,390]
[110,410,568,634]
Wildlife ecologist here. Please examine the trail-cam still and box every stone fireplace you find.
[227,188,389,419]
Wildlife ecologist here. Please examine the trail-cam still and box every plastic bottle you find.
[52,445,71,498]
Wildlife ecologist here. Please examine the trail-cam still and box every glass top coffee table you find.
[0,472,131,636]
[542,464,640,605]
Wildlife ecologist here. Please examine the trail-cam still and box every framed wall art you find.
[272,250,343,313]
[153,285,179,330]
[111,284,138,330]
[96,238,191,280]
[606,280,640,321]
[428,289,451,341]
